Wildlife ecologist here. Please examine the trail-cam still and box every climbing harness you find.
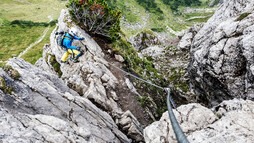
[80,41,189,143]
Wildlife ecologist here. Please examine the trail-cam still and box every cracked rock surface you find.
[188,0,254,106]
[144,99,254,143]
[0,58,130,143]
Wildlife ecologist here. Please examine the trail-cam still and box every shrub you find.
[136,0,163,15]
[10,20,49,27]
[151,27,165,32]
[49,55,62,77]
[2,65,20,80]
[0,76,16,94]
[67,0,121,41]
[10,70,20,80]
[3,65,13,72]
[0,76,6,90]
[49,19,58,26]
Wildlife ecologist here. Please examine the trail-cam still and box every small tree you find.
[67,0,121,40]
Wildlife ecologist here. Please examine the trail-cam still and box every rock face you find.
[144,98,254,143]
[188,0,254,106]
[0,58,130,143]
[37,9,144,142]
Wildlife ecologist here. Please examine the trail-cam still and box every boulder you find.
[144,99,254,143]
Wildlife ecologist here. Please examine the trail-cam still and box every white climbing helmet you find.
[69,27,78,36]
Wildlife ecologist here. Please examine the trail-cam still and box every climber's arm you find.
[73,36,84,40]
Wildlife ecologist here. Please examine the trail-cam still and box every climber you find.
[60,27,85,63]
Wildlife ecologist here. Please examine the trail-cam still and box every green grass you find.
[0,25,46,61]
[0,0,64,63]
[21,26,55,64]
[0,0,66,22]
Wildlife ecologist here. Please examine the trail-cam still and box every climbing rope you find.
[80,41,189,143]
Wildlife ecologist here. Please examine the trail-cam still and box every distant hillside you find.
[0,0,66,22]
[105,0,215,37]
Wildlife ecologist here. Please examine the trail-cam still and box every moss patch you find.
[0,76,16,94]
[235,12,251,21]
[2,65,20,80]
[215,113,222,119]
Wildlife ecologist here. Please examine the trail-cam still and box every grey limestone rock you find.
[188,0,254,106]
[0,58,130,143]
[115,54,125,62]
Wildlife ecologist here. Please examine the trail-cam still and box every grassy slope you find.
[0,25,46,61]
[0,0,65,63]
[0,0,65,22]
[21,26,55,64]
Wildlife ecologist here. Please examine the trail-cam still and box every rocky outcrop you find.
[144,98,254,143]
[209,0,224,7]
[178,23,203,51]
[0,58,130,142]
[188,0,254,106]
[38,9,144,142]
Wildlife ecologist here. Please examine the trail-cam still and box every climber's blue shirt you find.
[63,33,83,50]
